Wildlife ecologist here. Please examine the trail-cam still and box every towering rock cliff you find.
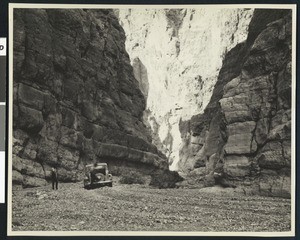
[12,8,293,195]
[179,9,292,196]
[12,9,176,188]
[118,8,254,170]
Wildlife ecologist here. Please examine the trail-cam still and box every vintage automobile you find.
[83,163,113,189]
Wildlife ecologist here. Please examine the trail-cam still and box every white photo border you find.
[7,3,297,237]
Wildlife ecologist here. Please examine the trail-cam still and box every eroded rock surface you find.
[12,8,293,195]
[118,8,254,170]
[13,9,173,188]
[179,9,292,197]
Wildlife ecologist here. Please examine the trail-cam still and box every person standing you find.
[51,167,58,190]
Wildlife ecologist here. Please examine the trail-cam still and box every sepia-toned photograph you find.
[8,4,295,236]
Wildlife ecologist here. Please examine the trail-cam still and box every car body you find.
[83,163,113,189]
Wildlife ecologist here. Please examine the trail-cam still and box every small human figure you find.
[51,167,58,190]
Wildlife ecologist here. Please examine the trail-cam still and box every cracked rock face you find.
[12,8,293,195]
[13,9,172,188]
[118,8,254,170]
[179,9,292,196]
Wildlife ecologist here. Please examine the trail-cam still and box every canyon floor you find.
[12,181,291,232]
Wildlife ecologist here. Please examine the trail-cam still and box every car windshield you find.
[94,167,106,174]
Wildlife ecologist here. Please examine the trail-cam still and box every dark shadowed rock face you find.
[179,9,292,197]
[13,9,173,188]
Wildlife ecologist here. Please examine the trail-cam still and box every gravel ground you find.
[12,182,291,232]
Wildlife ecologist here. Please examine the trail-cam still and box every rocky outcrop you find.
[179,9,292,197]
[12,9,173,188]
[118,8,254,170]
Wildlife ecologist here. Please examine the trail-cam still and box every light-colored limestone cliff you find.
[118,8,254,170]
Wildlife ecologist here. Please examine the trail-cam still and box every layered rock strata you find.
[179,9,292,196]
[118,8,254,170]
[12,9,173,188]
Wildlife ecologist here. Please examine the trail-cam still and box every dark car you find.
[83,163,113,189]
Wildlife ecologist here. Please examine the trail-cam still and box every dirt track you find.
[12,182,291,232]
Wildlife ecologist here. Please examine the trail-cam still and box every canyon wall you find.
[12,9,177,188]
[179,9,292,196]
[118,8,254,170]
[12,8,293,195]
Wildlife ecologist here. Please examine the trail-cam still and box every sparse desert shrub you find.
[119,171,146,185]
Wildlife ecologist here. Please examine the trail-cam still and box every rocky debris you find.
[179,9,292,197]
[12,182,291,232]
[150,169,184,188]
[118,8,254,170]
[13,9,176,188]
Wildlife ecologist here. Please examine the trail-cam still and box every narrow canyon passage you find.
[10,6,294,234]
[118,8,254,171]
[118,8,292,196]
[12,8,292,197]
